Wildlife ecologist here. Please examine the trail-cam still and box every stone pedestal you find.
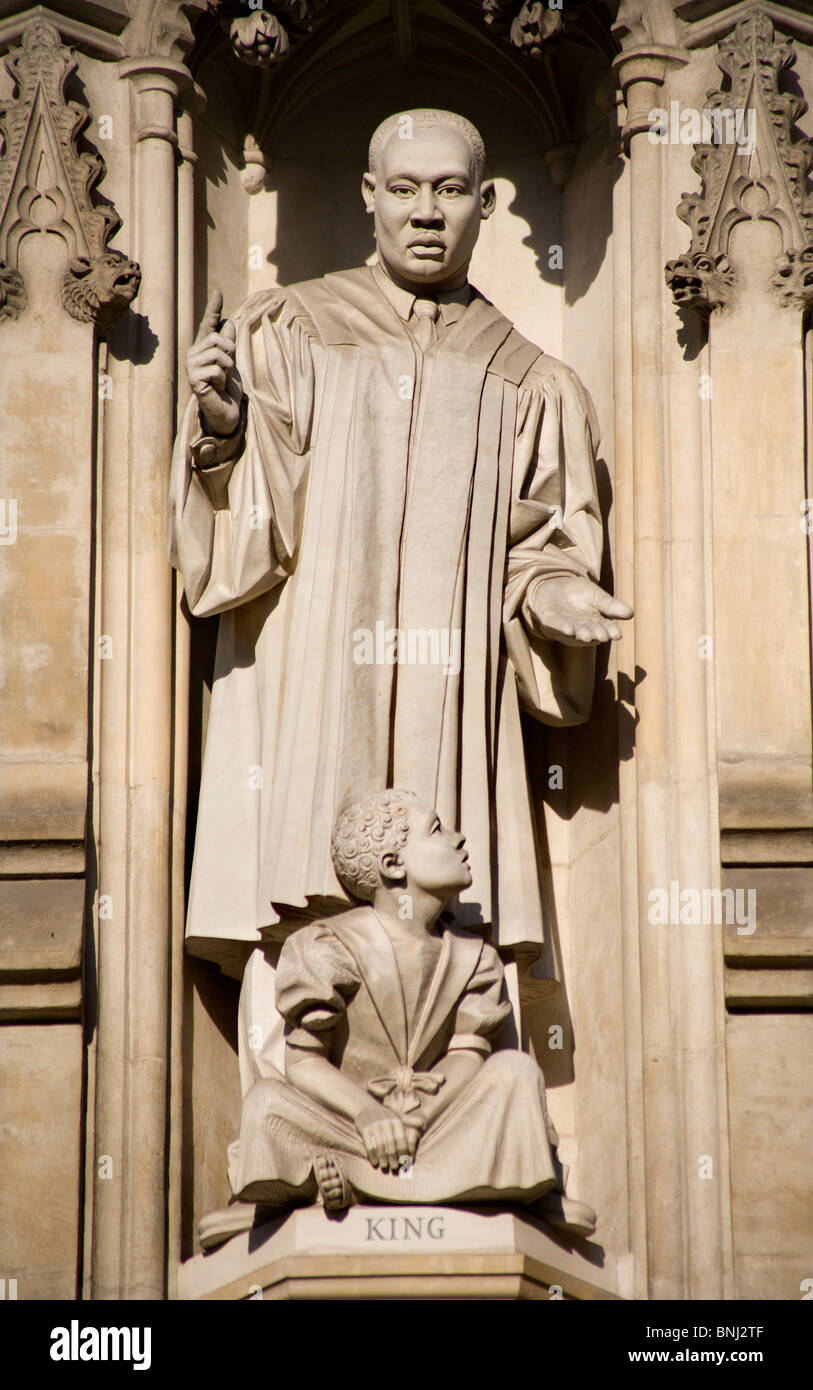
[177,1206,622,1301]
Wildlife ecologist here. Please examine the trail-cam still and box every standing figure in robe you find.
[231,788,596,1236]
[169,108,631,1063]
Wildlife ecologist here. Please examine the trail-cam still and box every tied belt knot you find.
[367,1064,445,1115]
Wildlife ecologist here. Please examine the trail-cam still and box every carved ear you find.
[361,173,376,214]
[67,256,93,280]
[380,849,405,883]
[480,180,496,220]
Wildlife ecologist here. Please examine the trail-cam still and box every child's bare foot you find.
[314,1154,351,1210]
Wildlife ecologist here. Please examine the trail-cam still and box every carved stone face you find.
[396,799,472,897]
[363,124,495,290]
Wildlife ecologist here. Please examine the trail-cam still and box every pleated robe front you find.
[169,268,603,975]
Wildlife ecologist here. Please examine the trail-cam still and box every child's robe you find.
[232,907,560,1207]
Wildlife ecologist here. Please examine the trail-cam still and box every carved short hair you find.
[368,109,486,183]
[331,789,420,901]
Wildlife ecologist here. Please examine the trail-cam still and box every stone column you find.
[662,3,813,1297]
[613,35,734,1300]
[168,104,199,1295]
[91,54,190,1301]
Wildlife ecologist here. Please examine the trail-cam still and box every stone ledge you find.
[0,2,129,60]
[675,0,813,48]
[0,762,87,842]
[178,1206,622,1302]
[0,978,81,1019]
[725,966,813,1009]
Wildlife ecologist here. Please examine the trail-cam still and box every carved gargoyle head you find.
[61,251,142,334]
[665,251,734,317]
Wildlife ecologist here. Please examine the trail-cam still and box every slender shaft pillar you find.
[614,46,733,1300]
[167,106,198,1296]
[91,56,187,1301]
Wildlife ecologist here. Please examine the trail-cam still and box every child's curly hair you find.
[331,789,418,901]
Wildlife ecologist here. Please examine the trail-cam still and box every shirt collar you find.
[371,259,473,326]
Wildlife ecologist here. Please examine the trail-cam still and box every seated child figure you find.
[231,789,595,1235]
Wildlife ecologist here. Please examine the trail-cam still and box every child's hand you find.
[354,1103,415,1172]
[402,1116,423,1159]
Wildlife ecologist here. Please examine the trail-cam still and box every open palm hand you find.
[526,575,633,647]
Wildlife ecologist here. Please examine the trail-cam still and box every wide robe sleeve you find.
[447,942,513,1056]
[168,288,316,618]
[503,355,604,726]
[274,923,360,1059]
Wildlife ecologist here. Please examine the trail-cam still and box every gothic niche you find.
[0,19,141,333]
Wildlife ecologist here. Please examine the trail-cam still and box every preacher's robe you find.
[232,909,559,1207]
[169,266,602,975]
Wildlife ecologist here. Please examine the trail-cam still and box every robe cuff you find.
[447,1033,491,1056]
[191,458,235,511]
[285,1028,330,1058]
[190,401,247,508]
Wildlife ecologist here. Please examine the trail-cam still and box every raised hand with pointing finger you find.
[186,289,243,438]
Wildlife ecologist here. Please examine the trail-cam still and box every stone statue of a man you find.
[169,108,631,986]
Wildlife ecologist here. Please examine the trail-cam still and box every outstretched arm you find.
[504,360,632,722]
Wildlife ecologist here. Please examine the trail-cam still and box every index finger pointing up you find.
[197,289,223,340]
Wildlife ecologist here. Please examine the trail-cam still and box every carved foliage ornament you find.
[483,0,565,55]
[0,19,140,332]
[482,0,601,57]
[665,13,813,317]
[208,1,327,68]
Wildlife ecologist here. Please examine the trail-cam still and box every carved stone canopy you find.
[193,1,616,193]
[204,0,613,71]
[0,17,140,331]
[665,10,813,317]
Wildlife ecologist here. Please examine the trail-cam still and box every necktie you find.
[411,297,440,352]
